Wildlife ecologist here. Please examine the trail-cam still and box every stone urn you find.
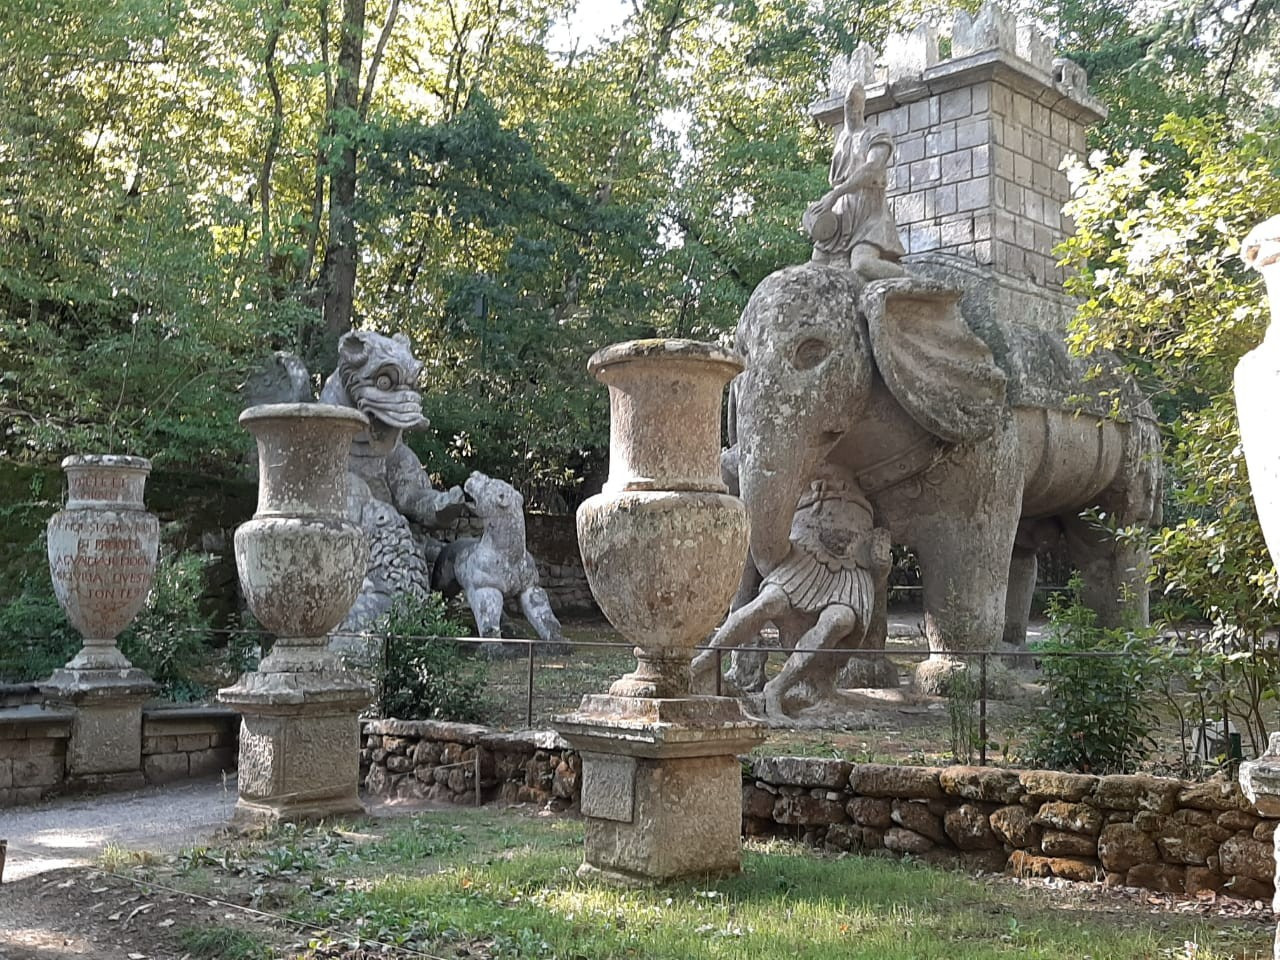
[219,402,374,826]
[1237,215,1280,566]
[1236,217,1280,960]
[576,339,750,698]
[46,454,159,673]
[42,454,160,790]
[558,340,765,884]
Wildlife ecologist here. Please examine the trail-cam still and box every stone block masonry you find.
[746,759,1274,901]
[0,702,240,806]
[811,4,1105,296]
[141,705,239,784]
[361,719,1276,902]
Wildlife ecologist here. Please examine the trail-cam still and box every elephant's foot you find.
[837,654,900,689]
[912,655,967,696]
[913,655,1018,699]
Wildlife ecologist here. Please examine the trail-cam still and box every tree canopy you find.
[2,0,1278,538]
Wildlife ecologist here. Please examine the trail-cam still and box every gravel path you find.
[0,775,239,882]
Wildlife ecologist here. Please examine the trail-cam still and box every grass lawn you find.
[143,807,1270,960]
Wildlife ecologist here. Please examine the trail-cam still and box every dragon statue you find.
[243,332,466,655]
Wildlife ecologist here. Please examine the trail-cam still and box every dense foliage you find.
[376,592,487,722]
[1027,580,1160,774]
[0,0,917,501]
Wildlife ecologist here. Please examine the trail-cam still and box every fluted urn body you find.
[220,402,373,827]
[233,403,369,673]
[576,340,749,698]
[46,455,159,672]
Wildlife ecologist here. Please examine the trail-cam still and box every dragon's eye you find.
[375,373,395,391]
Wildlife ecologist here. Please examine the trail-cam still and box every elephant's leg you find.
[519,586,566,652]
[763,605,859,719]
[691,586,789,695]
[1003,543,1038,652]
[901,457,1023,695]
[1061,511,1151,629]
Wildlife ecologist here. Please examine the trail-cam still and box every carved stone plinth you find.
[556,696,766,883]
[220,671,370,827]
[40,669,154,791]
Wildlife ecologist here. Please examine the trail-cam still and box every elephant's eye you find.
[792,337,831,371]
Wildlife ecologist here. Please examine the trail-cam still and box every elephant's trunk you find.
[738,434,823,577]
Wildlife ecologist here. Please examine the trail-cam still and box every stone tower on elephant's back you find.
[810,2,1105,332]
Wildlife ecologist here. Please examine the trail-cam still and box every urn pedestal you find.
[1237,219,1280,958]
[219,403,374,828]
[41,455,159,791]
[555,340,766,884]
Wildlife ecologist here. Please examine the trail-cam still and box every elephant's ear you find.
[861,278,1007,444]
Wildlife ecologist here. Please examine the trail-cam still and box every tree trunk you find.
[319,0,366,355]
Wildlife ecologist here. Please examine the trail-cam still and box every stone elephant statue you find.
[729,262,1162,691]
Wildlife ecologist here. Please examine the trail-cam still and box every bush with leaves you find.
[1027,579,1161,774]
[376,593,487,723]
[1060,113,1280,759]
[0,577,82,683]
[119,551,217,702]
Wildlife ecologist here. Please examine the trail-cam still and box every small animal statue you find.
[691,470,891,720]
[431,472,564,652]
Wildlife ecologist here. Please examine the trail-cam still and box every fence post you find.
[715,649,723,697]
[475,749,482,807]
[526,642,535,728]
[979,652,988,767]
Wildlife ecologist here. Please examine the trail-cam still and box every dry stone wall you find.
[746,758,1275,900]
[361,721,1275,901]
[361,718,580,809]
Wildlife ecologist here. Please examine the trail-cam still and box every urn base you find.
[41,668,156,789]
[555,695,766,883]
[219,670,372,830]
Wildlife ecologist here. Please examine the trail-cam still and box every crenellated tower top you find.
[810,3,1105,293]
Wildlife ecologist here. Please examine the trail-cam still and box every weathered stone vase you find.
[232,403,369,674]
[219,402,374,826]
[1236,215,1280,566]
[559,340,766,884]
[1236,217,1280,960]
[46,455,159,671]
[42,454,159,790]
[576,340,750,698]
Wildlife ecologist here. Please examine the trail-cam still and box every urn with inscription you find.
[46,455,160,671]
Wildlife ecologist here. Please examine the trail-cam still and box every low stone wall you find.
[0,684,43,709]
[0,706,71,805]
[0,701,240,806]
[141,705,239,783]
[360,720,1276,901]
[361,719,579,809]
[745,758,1276,900]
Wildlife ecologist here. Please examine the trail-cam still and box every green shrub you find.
[377,593,487,722]
[1027,578,1160,774]
[942,667,981,765]
[0,577,81,683]
[120,550,216,702]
